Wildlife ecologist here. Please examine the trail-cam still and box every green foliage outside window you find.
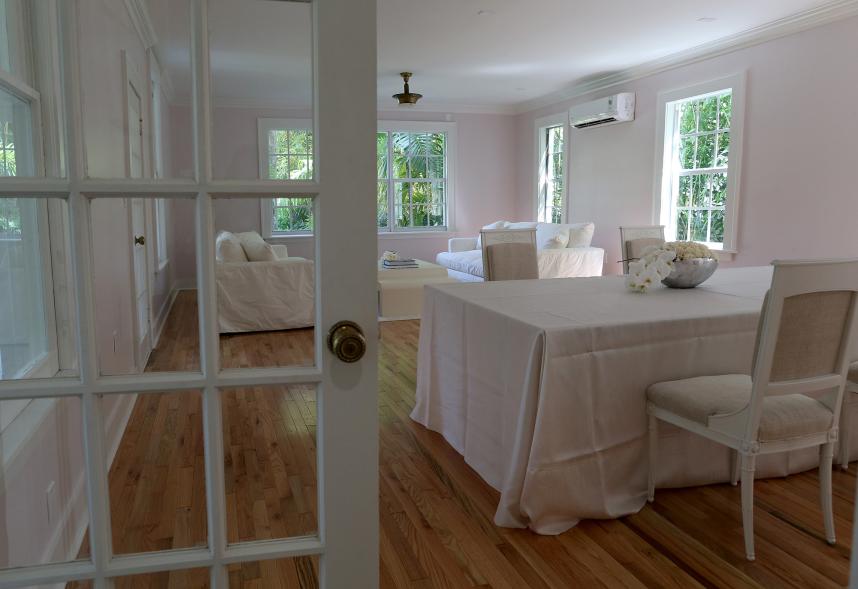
[377,131,447,230]
[0,120,15,177]
[268,128,449,234]
[268,128,314,233]
[538,125,564,223]
[674,91,731,244]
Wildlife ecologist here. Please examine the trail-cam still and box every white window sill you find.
[267,234,314,242]
[378,231,452,240]
[268,231,453,242]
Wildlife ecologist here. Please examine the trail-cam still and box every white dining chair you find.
[646,258,858,561]
[837,362,858,469]
[619,225,665,274]
[480,228,538,281]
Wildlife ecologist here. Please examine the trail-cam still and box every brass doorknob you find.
[327,321,366,363]
[134,235,146,246]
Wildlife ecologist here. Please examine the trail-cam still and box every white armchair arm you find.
[448,237,478,253]
[271,244,289,259]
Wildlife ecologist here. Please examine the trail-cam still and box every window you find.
[155,198,168,270]
[258,118,314,236]
[535,115,566,223]
[0,1,52,385]
[657,74,746,251]
[0,199,49,381]
[150,56,169,271]
[376,121,454,232]
[260,119,455,236]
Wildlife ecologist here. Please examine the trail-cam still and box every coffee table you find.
[378,259,455,321]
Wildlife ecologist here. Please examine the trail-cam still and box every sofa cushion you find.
[566,222,595,247]
[236,231,277,262]
[216,231,248,263]
[535,223,569,250]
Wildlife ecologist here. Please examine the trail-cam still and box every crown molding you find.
[124,0,175,101]
[375,100,516,115]
[170,95,517,115]
[124,0,157,50]
[513,0,858,114]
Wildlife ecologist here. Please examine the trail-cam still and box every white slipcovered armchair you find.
[215,231,314,333]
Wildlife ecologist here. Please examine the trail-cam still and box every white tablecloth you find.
[411,266,858,534]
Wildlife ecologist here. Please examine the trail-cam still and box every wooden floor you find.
[81,291,855,588]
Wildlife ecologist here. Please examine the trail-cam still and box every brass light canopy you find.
[393,72,423,106]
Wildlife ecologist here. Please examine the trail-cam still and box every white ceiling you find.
[146,0,842,112]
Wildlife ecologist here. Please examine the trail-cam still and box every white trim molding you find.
[653,72,747,253]
[515,0,858,114]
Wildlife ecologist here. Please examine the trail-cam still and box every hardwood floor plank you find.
[68,293,855,587]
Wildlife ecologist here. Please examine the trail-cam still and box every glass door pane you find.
[0,88,34,177]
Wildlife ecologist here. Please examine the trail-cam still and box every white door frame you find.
[122,49,154,371]
[0,0,379,587]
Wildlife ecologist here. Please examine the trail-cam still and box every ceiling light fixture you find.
[393,72,422,106]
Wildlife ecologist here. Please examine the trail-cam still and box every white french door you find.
[0,1,379,588]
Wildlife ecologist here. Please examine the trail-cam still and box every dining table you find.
[411,266,858,534]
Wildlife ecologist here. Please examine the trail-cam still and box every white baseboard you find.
[152,287,179,348]
[105,393,136,468]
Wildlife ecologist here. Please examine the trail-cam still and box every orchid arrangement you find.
[626,246,676,293]
[625,241,718,292]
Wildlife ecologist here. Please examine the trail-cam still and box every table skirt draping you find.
[411,267,858,534]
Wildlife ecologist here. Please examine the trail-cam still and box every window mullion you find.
[386,131,394,232]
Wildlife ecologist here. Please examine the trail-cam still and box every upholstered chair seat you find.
[648,374,834,443]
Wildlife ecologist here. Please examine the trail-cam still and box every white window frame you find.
[534,113,568,224]
[376,120,456,235]
[0,0,60,435]
[149,53,169,271]
[154,197,168,271]
[258,117,314,239]
[654,72,746,253]
[260,119,457,238]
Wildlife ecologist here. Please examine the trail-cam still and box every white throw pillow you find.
[236,231,277,262]
[566,222,595,248]
[535,223,570,250]
[476,221,509,248]
[215,231,248,263]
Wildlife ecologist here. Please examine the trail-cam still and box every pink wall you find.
[515,15,858,275]
[168,107,519,283]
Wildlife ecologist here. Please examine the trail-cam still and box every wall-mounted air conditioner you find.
[569,93,635,129]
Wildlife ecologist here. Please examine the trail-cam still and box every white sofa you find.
[215,231,314,333]
[436,221,604,282]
